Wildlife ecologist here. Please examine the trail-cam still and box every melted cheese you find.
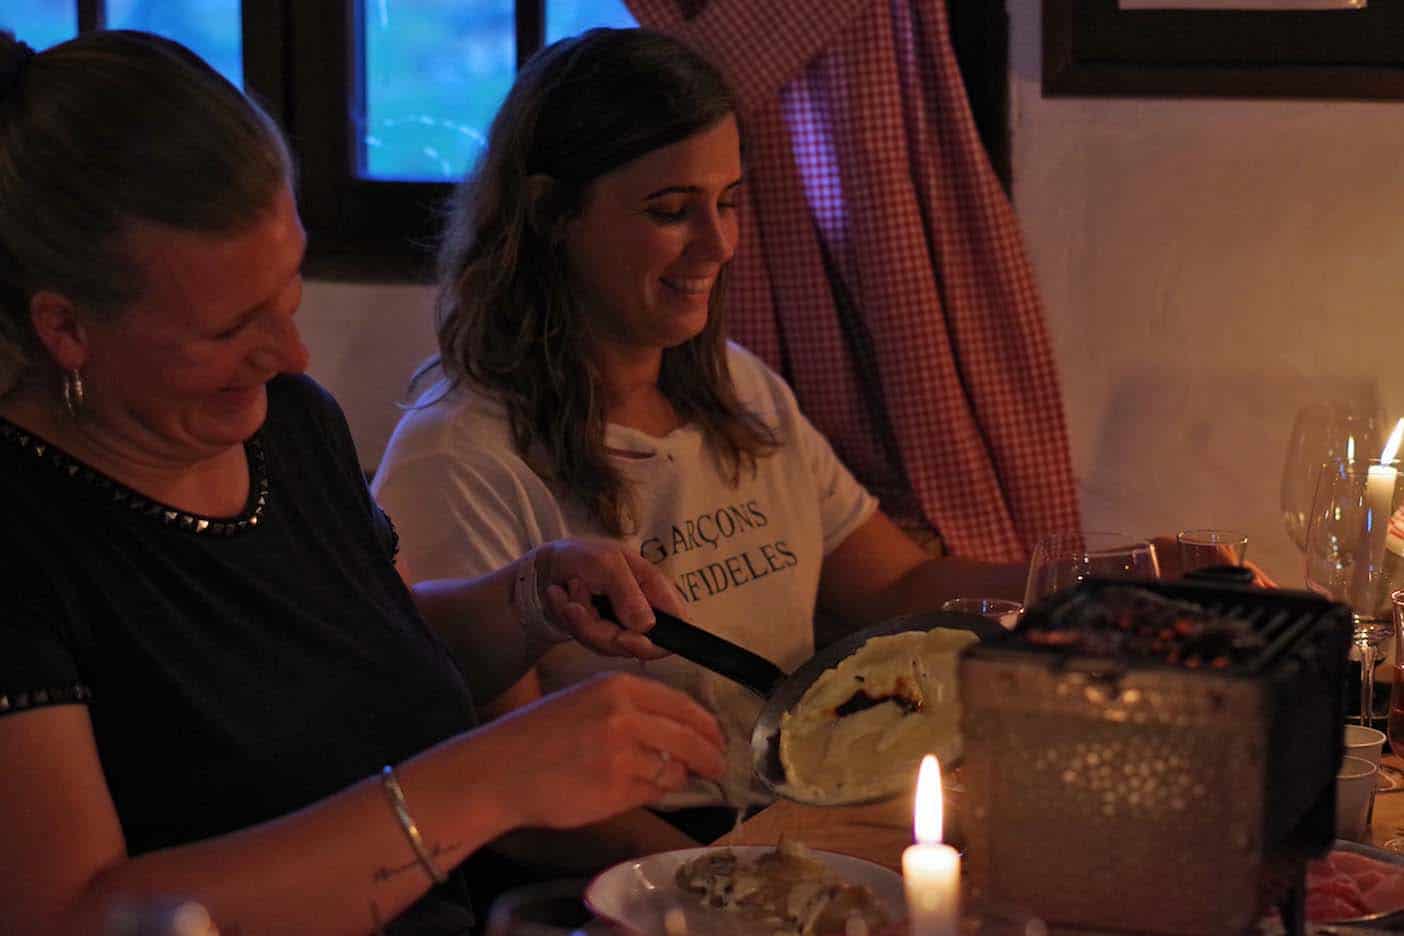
[778,628,976,802]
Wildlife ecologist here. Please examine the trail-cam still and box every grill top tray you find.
[976,576,1350,677]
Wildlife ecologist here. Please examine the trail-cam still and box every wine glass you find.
[1381,589,1404,852]
[1304,457,1403,727]
[1023,532,1160,609]
[1281,403,1378,553]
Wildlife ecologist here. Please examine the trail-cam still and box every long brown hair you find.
[0,29,291,396]
[428,28,777,536]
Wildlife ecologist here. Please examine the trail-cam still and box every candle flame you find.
[1348,436,1356,463]
[914,754,943,845]
[1382,419,1404,465]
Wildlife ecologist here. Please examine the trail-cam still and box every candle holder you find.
[1304,454,1404,727]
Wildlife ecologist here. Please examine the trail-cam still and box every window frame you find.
[45,0,1009,282]
[77,0,541,282]
[274,0,548,281]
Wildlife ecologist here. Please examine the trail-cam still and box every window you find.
[3,1,638,281]
[291,0,637,279]
[5,1,241,84]
[364,0,635,182]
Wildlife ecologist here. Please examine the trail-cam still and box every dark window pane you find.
[1,0,77,51]
[546,0,637,43]
[362,0,515,182]
[106,0,243,88]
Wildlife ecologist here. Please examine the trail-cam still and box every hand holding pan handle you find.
[590,594,787,698]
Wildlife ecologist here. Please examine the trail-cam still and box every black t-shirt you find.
[0,375,478,931]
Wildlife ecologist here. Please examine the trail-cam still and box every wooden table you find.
[719,754,1404,871]
[717,790,913,870]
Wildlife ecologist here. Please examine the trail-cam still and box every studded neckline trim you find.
[0,418,270,536]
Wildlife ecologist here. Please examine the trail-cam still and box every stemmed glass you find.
[1304,447,1404,728]
[1023,532,1160,609]
[1281,403,1379,554]
[1381,589,1404,853]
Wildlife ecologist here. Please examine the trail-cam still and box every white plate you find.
[583,846,904,936]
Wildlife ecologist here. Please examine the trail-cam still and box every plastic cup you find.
[1336,755,1379,842]
[1346,724,1386,767]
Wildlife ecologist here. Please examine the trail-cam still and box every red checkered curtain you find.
[625,0,1080,562]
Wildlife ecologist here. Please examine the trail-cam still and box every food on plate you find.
[1015,586,1266,669]
[1306,848,1404,922]
[778,628,976,801]
[674,839,891,936]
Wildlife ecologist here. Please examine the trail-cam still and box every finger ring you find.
[652,750,671,785]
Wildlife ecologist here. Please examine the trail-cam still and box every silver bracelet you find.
[515,548,570,649]
[380,765,447,885]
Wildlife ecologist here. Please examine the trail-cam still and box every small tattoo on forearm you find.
[371,841,464,883]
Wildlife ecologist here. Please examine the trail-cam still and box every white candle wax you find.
[905,755,961,936]
[1357,420,1404,601]
[1367,465,1397,538]
[903,842,961,936]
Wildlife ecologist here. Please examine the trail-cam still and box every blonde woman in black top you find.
[0,30,722,935]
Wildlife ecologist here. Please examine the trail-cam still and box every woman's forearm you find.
[16,674,725,936]
[491,808,700,875]
[53,737,516,936]
[406,539,679,700]
[875,557,1028,620]
[410,558,540,702]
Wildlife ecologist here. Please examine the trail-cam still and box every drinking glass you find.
[941,597,1023,629]
[1304,459,1404,727]
[1281,403,1378,553]
[1022,532,1160,609]
[1384,590,1404,853]
[1176,529,1248,575]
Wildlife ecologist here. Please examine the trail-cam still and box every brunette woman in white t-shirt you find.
[373,27,1027,852]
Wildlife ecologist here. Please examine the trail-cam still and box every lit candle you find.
[1361,420,1404,591]
[903,755,961,936]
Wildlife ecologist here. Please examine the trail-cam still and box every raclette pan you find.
[592,595,999,805]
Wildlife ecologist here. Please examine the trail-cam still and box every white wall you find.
[299,2,1404,584]
[299,279,435,466]
[1008,0,1404,583]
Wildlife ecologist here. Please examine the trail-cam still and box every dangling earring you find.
[62,369,85,419]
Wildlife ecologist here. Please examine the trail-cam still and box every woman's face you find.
[562,114,742,355]
[78,186,309,462]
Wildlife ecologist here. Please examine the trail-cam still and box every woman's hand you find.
[483,673,726,830]
[533,538,688,660]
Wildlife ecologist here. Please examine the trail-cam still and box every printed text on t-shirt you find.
[638,500,797,604]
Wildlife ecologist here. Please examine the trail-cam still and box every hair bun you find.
[0,33,38,103]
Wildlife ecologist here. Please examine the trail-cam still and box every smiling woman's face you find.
[562,114,743,356]
[77,186,310,462]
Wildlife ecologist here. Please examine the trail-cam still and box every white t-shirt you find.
[372,343,878,806]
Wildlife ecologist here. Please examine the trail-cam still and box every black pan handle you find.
[590,595,788,697]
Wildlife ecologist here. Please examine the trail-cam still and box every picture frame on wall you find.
[1044,0,1404,99]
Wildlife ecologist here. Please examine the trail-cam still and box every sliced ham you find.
[1307,849,1404,922]
[1306,893,1367,922]
[1361,868,1404,914]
